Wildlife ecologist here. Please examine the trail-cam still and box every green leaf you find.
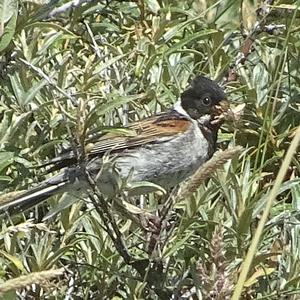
[86,93,145,127]
[0,8,17,52]
[0,290,16,300]
[146,0,160,14]
[0,152,14,172]
[126,181,166,194]
[163,233,193,257]
[8,73,25,105]
[93,53,128,75]
[43,193,79,221]
[23,80,47,105]
[0,109,11,143]
[24,21,79,37]
[1,112,33,143]
[0,0,18,27]
[0,250,26,273]
[0,175,11,182]
[165,29,218,55]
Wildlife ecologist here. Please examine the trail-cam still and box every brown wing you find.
[39,111,191,171]
[87,111,191,156]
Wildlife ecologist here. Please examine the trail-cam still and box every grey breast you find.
[112,121,210,192]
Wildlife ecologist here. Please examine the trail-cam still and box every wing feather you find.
[88,112,191,155]
[39,111,191,171]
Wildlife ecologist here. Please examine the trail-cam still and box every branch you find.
[19,58,78,107]
[84,168,172,299]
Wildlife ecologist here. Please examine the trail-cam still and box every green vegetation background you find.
[0,0,299,299]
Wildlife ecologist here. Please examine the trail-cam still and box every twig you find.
[19,58,78,107]
[85,172,131,263]
[84,20,101,59]
[226,0,286,81]
[19,58,80,161]
[83,167,171,299]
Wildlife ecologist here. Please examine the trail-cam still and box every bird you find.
[0,76,230,216]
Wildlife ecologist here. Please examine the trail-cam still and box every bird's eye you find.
[202,96,211,106]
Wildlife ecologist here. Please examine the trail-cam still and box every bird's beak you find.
[213,99,230,115]
[211,99,245,125]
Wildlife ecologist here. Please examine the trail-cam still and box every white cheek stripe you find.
[173,101,212,124]
[173,101,191,118]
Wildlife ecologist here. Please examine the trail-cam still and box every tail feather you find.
[0,172,75,215]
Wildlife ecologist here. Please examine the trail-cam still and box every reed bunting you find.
[0,76,231,215]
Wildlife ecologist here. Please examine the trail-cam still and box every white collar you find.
[173,100,212,124]
[173,100,190,118]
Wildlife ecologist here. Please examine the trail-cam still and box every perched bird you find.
[0,76,230,215]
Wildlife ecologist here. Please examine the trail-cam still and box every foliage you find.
[0,0,300,299]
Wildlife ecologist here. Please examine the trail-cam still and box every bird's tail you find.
[0,169,81,216]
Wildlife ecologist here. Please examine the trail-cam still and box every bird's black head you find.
[181,76,227,120]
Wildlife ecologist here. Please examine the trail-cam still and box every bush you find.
[0,1,299,299]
